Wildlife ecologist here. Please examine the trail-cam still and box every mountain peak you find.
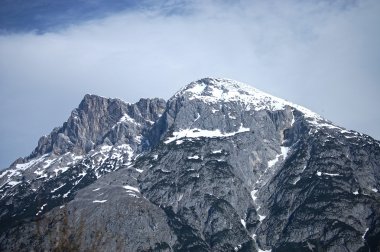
[78,94,122,112]
[81,93,109,103]
[173,77,321,121]
[177,77,252,96]
[175,77,290,108]
[2,78,380,252]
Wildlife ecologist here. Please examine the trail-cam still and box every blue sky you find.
[0,0,379,168]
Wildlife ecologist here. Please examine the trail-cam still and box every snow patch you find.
[118,113,140,126]
[258,214,266,222]
[188,155,200,160]
[100,145,112,152]
[54,166,69,176]
[324,172,341,177]
[234,244,242,251]
[14,154,48,171]
[317,171,341,177]
[353,190,359,195]
[372,188,378,193]
[92,188,101,192]
[36,173,48,179]
[186,82,206,94]
[362,228,369,240]
[71,154,83,161]
[281,146,289,159]
[228,112,237,119]
[123,185,140,193]
[34,169,45,176]
[257,248,271,252]
[0,154,49,187]
[212,150,223,154]
[241,219,246,228]
[194,113,201,121]
[165,124,250,144]
[290,111,295,126]
[36,203,48,216]
[292,176,301,185]
[51,184,65,193]
[267,146,289,168]
[8,181,21,187]
[93,200,107,203]
[178,193,184,201]
[251,189,258,202]
[78,171,87,177]
[42,158,57,169]
[267,155,280,168]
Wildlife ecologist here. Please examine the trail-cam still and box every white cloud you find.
[0,0,379,167]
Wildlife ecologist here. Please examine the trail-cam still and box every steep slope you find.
[140,78,380,251]
[0,95,166,233]
[0,78,379,252]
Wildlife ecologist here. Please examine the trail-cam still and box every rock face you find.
[0,78,379,252]
[0,95,166,234]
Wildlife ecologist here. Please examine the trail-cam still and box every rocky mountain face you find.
[0,95,165,233]
[0,78,379,252]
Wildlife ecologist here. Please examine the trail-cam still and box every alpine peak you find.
[173,77,322,121]
[1,78,379,252]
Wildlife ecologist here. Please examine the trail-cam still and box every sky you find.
[0,0,379,168]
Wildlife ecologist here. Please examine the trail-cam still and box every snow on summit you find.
[174,77,322,119]
[170,78,367,140]
[166,77,367,142]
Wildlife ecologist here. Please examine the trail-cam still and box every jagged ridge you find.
[0,78,379,252]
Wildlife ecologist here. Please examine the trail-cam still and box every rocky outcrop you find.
[0,95,166,235]
[29,95,166,158]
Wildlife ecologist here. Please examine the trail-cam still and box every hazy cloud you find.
[1,0,379,168]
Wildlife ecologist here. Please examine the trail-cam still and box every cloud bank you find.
[1,0,379,168]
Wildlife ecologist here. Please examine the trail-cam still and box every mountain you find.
[0,95,165,232]
[0,78,379,252]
